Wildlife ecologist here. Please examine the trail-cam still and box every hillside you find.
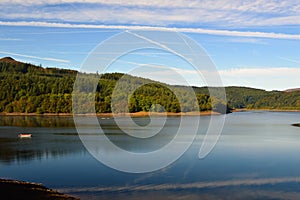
[0,57,299,114]
[285,88,300,93]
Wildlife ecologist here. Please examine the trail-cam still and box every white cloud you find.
[0,0,300,27]
[1,0,298,13]
[0,38,22,41]
[279,57,300,64]
[225,38,268,44]
[127,65,206,87]
[127,66,300,91]
[1,21,300,40]
[0,51,70,63]
[219,67,300,91]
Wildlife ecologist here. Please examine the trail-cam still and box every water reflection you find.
[0,125,85,164]
[1,112,300,200]
[0,115,75,127]
[60,177,300,200]
[62,182,300,200]
[101,117,181,153]
[0,144,85,164]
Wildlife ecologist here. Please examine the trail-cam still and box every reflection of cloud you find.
[1,21,300,40]
[59,176,300,193]
[132,166,171,184]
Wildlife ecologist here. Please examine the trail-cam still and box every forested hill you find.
[0,57,299,114]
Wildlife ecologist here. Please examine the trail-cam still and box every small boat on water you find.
[18,134,32,138]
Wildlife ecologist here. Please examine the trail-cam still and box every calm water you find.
[1,111,300,199]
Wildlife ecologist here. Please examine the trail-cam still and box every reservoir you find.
[1,111,300,199]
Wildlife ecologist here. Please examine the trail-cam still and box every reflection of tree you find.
[0,116,75,127]
[0,135,85,164]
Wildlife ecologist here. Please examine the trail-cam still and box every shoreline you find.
[0,178,78,200]
[0,109,300,117]
[0,111,221,117]
[232,108,300,113]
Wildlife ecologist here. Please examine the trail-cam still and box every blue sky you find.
[0,0,300,90]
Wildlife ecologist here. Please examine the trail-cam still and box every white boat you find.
[18,134,32,138]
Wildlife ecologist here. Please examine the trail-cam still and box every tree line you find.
[0,57,299,114]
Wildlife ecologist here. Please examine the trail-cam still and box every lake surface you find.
[1,111,300,199]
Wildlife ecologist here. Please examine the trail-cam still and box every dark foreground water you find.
[0,111,300,200]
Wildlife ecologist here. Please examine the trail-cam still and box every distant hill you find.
[0,56,77,75]
[0,57,299,114]
[0,57,20,64]
[285,88,300,93]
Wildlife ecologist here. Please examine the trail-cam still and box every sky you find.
[0,0,300,91]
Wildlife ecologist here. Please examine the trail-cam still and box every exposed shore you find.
[0,178,78,200]
[1,109,300,117]
[0,111,221,117]
[232,108,300,113]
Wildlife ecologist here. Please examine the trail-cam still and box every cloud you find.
[224,38,268,44]
[0,51,70,63]
[1,21,300,40]
[279,57,300,64]
[2,0,299,14]
[0,0,300,27]
[128,65,205,87]
[219,67,300,91]
[0,38,22,41]
[127,66,300,91]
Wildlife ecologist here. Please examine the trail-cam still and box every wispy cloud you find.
[0,0,297,13]
[1,21,300,40]
[0,0,300,28]
[0,51,70,63]
[128,65,205,87]
[225,38,268,44]
[0,38,22,41]
[279,57,300,64]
